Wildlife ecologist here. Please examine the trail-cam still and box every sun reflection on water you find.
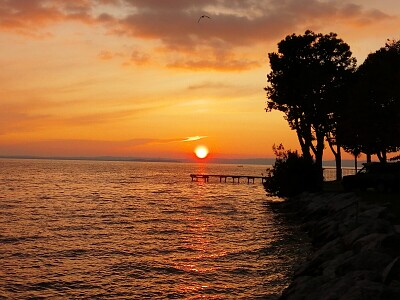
[173,171,231,297]
[0,159,307,299]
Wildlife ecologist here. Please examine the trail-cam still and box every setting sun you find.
[194,146,209,159]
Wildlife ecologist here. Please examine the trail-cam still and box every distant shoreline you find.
[0,155,366,167]
[0,155,182,164]
[0,155,275,165]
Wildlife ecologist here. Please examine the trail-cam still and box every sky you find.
[1,0,400,161]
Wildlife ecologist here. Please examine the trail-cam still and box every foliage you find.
[390,155,400,162]
[265,30,356,181]
[339,40,400,162]
[265,31,400,174]
[264,144,319,197]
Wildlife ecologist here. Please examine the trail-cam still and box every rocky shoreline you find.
[273,192,400,300]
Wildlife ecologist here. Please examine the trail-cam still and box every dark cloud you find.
[0,0,95,36]
[0,0,394,69]
[122,0,214,10]
[108,0,393,70]
[116,0,391,46]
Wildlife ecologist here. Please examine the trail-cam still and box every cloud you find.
[0,0,94,36]
[98,50,115,60]
[0,98,61,134]
[143,136,208,144]
[0,136,208,156]
[0,111,51,135]
[0,0,395,69]
[1,1,394,41]
[187,82,230,90]
[125,49,150,66]
[115,0,392,47]
[182,136,208,142]
[0,138,156,156]
[0,96,164,135]
[104,0,396,70]
[98,48,150,66]
[167,57,260,72]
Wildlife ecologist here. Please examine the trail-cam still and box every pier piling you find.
[190,174,268,184]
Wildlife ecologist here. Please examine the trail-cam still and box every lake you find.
[0,159,307,299]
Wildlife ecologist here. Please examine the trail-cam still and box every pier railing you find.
[190,168,358,184]
[190,174,268,184]
[323,167,357,181]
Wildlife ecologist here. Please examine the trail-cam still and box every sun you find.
[194,146,209,159]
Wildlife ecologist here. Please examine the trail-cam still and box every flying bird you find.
[198,15,211,23]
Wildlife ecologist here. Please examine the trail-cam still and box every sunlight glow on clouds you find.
[183,136,208,142]
[1,0,396,70]
[1,0,400,159]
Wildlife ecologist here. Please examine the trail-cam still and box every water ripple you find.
[0,159,306,299]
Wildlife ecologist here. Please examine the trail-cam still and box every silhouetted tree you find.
[341,40,400,162]
[324,78,356,180]
[264,144,319,197]
[265,30,356,183]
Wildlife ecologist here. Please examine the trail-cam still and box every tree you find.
[265,30,356,183]
[264,144,319,197]
[341,40,400,162]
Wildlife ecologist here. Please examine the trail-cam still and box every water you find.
[0,159,306,299]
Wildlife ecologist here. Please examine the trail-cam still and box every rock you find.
[336,250,393,277]
[276,192,400,300]
[321,250,353,279]
[394,225,400,234]
[358,206,390,220]
[294,238,344,277]
[326,194,358,214]
[342,219,394,249]
[382,256,400,283]
[318,271,379,300]
[352,233,389,252]
[280,275,329,300]
[380,234,400,256]
[338,280,384,300]
[308,221,339,247]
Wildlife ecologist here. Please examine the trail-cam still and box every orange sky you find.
[1,0,400,160]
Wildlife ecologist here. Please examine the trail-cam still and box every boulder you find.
[342,219,394,249]
[276,192,400,300]
[382,256,400,283]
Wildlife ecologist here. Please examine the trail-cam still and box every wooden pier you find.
[190,174,269,184]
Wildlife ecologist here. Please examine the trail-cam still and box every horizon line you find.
[0,155,367,166]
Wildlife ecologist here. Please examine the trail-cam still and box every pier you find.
[190,174,269,184]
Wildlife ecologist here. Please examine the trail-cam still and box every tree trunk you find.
[327,137,342,181]
[366,153,372,163]
[377,150,387,163]
[335,144,342,181]
[354,154,358,173]
[314,132,325,189]
[382,149,387,163]
[295,129,312,161]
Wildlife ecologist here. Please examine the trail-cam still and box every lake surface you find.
[0,159,307,299]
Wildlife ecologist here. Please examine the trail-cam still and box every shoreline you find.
[269,192,400,300]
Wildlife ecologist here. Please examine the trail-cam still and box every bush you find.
[264,144,319,197]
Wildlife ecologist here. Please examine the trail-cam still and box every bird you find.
[198,15,211,23]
